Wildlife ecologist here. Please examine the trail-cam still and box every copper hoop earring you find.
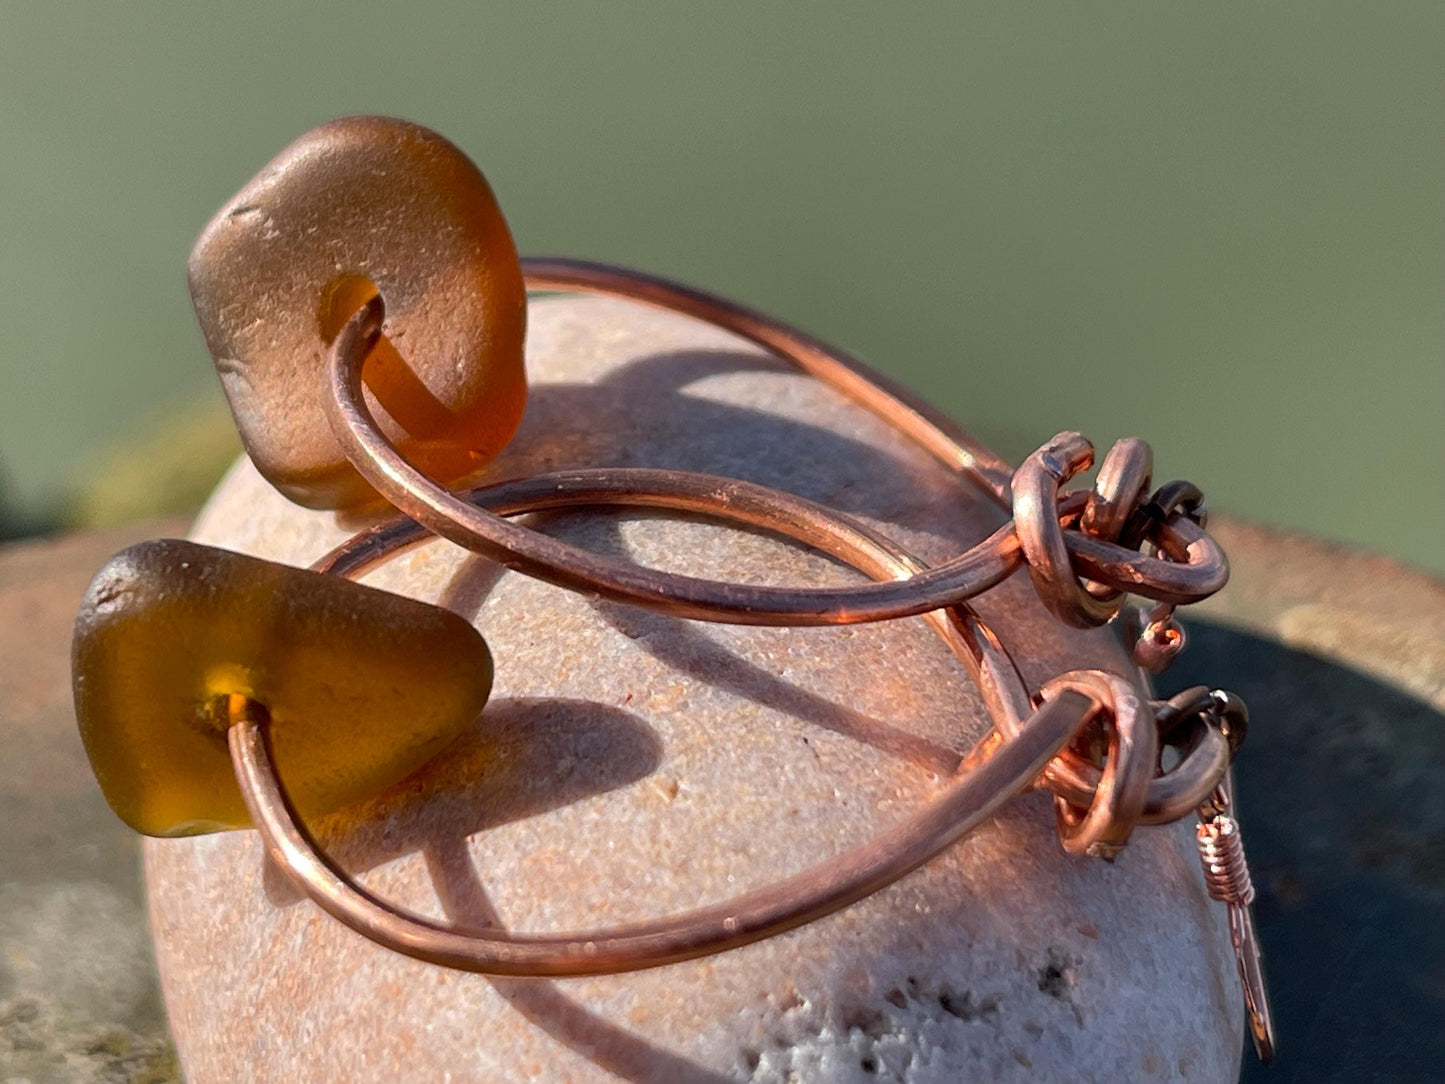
[232,464,1098,976]
[72,115,1276,1064]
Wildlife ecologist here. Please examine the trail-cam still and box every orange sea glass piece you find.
[187,115,528,510]
[72,539,493,837]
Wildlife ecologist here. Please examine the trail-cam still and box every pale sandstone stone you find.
[146,297,1240,1082]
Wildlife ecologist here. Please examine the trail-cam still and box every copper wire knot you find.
[1027,678,1242,860]
[1012,432,1221,635]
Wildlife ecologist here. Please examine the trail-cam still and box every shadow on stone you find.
[485,345,1005,546]
[590,591,963,773]
[448,340,1011,776]
[1163,620,1445,1083]
[262,697,663,907]
[423,839,734,1084]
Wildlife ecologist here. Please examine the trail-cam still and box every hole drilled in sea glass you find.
[187,117,529,510]
[319,274,461,442]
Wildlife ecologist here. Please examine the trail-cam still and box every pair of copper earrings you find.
[71,116,1274,1062]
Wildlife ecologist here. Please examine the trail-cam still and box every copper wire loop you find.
[1012,433,1121,628]
[323,268,1228,628]
[1079,436,1152,602]
[1037,671,1158,858]
[231,476,1099,977]
[1081,436,1153,548]
[1027,684,1232,824]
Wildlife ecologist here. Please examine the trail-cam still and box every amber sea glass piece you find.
[72,540,493,836]
[187,115,528,510]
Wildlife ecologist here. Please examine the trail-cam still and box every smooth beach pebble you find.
[146,296,1242,1082]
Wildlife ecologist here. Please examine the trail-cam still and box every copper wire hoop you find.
[315,466,1231,824]
[224,255,1263,1046]
[321,265,1228,628]
[230,474,1099,977]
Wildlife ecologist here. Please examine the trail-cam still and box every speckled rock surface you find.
[144,296,1239,1083]
[0,524,185,1084]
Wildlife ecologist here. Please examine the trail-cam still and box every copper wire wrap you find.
[223,259,1272,1057]
[1038,670,1157,859]
[1199,770,1276,1064]
[1197,816,1256,907]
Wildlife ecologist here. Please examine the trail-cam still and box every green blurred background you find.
[0,3,1439,569]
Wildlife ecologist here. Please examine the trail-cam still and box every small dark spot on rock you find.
[86,1030,132,1057]
[1,999,40,1025]
[1023,1020,1044,1039]
[1013,1049,1033,1069]
[885,987,908,1009]
[859,1054,879,1074]
[938,985,996,1022]
[742,1047,760,1072]
[1036,948,1080,999]
[939,989,967,1019]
